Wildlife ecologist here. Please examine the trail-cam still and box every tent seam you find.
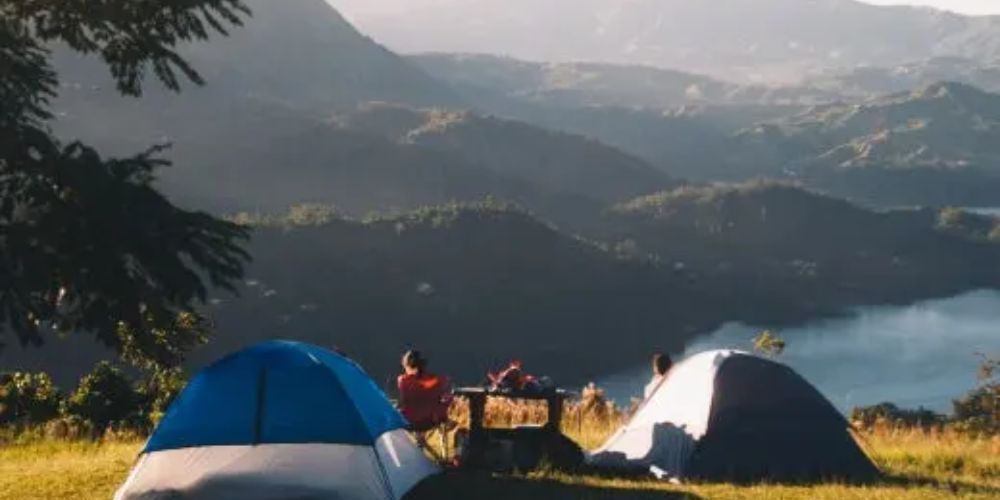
[311,351,385,445]
[371,439,398,500]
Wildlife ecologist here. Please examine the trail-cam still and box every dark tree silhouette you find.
[1,1,251,366]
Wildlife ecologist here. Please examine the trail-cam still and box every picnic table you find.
[452,387,573,468]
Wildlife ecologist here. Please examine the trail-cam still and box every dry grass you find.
[1,390,996,500]
[411,426,1000,499]
[864,427,999,486]
[0,440,141,500]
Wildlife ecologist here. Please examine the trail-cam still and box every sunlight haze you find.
[863,0,1000,14]
[328,0,1000,17]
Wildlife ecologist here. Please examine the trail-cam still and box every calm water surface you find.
[599,290,1000,413]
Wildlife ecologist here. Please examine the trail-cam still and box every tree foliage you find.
[62,361,137,431]
[851,354,999,436]
[0,1,251,364]
[952,353,999,436]
[0,371,61,425]
[752,330,786,357]
[117,312,211,371]
[849,402,946,431]
[1,0,250,99]
[135,367,187,426]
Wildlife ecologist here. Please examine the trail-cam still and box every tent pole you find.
[253,367,267,445]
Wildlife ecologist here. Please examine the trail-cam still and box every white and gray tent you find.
[589,350,879,483]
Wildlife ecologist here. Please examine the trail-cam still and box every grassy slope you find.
[0,441,138,500]
[2,431,996,500]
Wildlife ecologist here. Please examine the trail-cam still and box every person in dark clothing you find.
[644,353,674,399]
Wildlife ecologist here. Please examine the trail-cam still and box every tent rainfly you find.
[589,350,879,483]
[115,341,437,500]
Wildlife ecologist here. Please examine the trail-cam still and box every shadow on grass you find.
[405,469,999,499]
[406,471,701,500]
[881,472,1000,497]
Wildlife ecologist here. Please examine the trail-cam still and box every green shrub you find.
[135,367,188,426]
[62,362,140,431]
[850,402,947,430]
[952,354,999,436]
[0,372,63,425]
[952,384,999,436]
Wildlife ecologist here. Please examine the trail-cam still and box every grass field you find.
[2,428,996,499]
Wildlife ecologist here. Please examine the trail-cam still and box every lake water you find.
[598,290,1000,413]
[968,207,1000,218]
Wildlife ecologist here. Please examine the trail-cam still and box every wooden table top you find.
[452,387,573,400]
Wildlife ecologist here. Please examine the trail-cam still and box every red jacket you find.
[397,373,451,431]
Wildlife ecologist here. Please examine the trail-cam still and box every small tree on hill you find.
[753,330,786,357]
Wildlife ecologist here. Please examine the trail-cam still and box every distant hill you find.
[808,57,1000,98]
[720,82,1000,205]
[48,0,1000,213]
[47,0,463,211]
[393,58,806,180]
[605,183,1000,320]
[334,103,678,203]
[50,86,568,217]
[51,0,457,112]
[0,204,714,387]
[208,204,720,385]
[411,53,839,109]
[48,0,675,225]
[8,191,999,387]
[52,86,670,227]
[336,0,1000,83]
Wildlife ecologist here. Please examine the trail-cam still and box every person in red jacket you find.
[397,350,452,437]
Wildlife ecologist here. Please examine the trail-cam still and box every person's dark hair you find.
[402,350,427,374]
[652,353,673,376]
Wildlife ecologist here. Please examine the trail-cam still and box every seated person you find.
[397,350,452,433]
[488,359,530,391]
[644,353,673,399]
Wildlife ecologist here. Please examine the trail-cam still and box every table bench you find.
[452,387,573,468]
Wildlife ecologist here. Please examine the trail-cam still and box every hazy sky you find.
[328,0,1000,17]
[863,0,1000,14]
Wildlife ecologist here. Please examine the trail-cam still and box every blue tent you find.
[146,340,405,452]
[117,341,438,500]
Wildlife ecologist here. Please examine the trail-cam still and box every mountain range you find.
[410,53,838,109]
[8,186,999,387]
[49,0,674,225]
[332,0,1000,83]
[10,0,1000,386]
[720,82,1000,205]
[333,103,677,203]
[51,0,1000,210]
[808,56,1000,98]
